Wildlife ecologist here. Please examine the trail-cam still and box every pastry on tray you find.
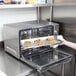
[46,37,57,44]
[24,41,31,44]
[34,39,42,43]
[24,41,34,47]
[38,42,45,46]
[34,39,45,46]
[46,37,55,41]
[48,40,57,44]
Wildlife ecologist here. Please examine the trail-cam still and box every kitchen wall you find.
[41,6,76,20]
[0,6,76,41]
[0,8,36,41]
[54,6,76,18]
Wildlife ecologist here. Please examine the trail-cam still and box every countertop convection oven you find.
[3,20,72,73]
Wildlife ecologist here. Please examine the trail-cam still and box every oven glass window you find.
[20,29,33,40]
[37,26,53,37]
[20,26,53,40]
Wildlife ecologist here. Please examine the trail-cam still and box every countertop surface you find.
[0,48,33,76]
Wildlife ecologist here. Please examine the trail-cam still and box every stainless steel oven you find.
[3,20,59,58]
[3,20,72,73]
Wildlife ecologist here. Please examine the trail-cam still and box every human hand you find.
[52,35,65,48]
[57,35,64,41]
[57,35,65,45]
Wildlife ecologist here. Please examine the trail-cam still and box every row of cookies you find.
[24,37,57,47]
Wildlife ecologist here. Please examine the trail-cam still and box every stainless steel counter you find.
[0,48,34,76]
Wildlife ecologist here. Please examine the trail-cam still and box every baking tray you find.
[21,36,60,49]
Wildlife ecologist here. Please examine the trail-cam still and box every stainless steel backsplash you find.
[53,17,76,43]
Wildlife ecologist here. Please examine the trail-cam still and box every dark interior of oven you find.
[20,25,53,40]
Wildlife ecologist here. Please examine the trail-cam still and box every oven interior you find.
[19,25,54,57]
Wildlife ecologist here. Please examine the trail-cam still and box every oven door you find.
[21,46,72,73]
